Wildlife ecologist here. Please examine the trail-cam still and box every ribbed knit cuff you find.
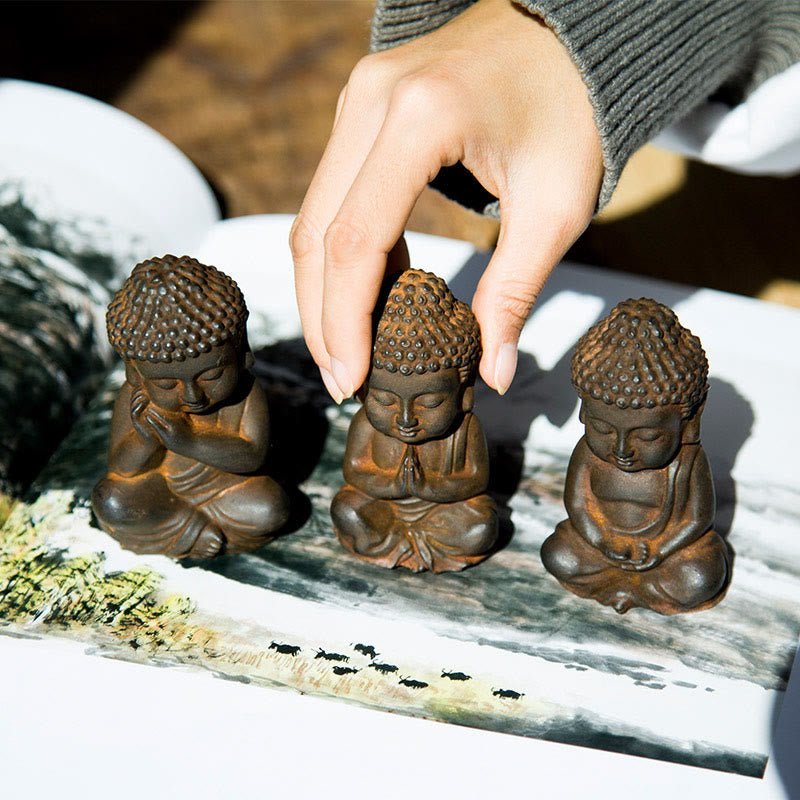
[371,0,477,51]
[371,0,792,212]
[515,1,768,207]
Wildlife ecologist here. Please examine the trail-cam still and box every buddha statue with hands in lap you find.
[92,255,289,558]
[332,269,498,573]
[542,298,730,615]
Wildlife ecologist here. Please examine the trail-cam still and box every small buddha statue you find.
[541,298,730,614]
[92,255,289,558]
[331,269,498,573]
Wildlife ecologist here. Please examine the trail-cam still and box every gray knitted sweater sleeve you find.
[371,0,800,212]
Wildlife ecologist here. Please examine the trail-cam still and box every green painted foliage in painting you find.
[0,499,208,656]
[0,492,16,528]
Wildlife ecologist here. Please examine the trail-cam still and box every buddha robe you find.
[332,411,498,573]
[542,442,730,615]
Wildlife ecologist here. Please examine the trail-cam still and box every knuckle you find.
[348,53,395,92]
[498,295,534,332]
[389,70,451,121]
[496,279,539,331]
[289,215,318,262]
[323,219,370,267]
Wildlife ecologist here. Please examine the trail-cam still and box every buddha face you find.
[129,342,243,415]
[580,397,685,472]
[365,367,472,444]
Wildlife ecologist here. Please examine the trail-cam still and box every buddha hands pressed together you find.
[92,256,289,559]
[542,298,730,615]
[332,269,498,573]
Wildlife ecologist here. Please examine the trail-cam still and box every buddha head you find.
[571,298,709,472]
[365,269,481,444]
[107,255,252,414]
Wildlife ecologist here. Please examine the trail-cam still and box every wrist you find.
[511,0,763,207]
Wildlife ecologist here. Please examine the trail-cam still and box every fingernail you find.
[330,357,355,399]
[319,366,344,404]
[494,343,518,396]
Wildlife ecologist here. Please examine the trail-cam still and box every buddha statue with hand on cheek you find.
[331,269,498,573]
[92,255,289,559]
[541,298,731,615]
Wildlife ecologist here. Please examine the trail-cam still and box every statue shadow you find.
[693,378,753,588]
[250,337,332,533]
[447,251,754,558]
[473,348,574,551]
[702,378,753,540]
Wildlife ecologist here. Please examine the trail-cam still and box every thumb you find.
[471,195,587,394]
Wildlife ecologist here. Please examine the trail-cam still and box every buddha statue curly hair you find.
[372,268,481,382]
[107,255,248,363]
[571,298,708,417]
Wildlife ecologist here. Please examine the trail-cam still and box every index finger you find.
[291,76,392,374]
[321,81,462,397]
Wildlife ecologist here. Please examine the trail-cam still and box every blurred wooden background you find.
[4,0,799,307]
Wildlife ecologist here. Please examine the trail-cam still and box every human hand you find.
[291,0,602,402]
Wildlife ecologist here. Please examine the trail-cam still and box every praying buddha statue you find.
[331,269,498,573]
[541,298,730,615]
[92,255,289,558]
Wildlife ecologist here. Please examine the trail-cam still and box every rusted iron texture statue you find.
[541,298,730,614]
[331,268,498,573]
[92,255,289,558]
